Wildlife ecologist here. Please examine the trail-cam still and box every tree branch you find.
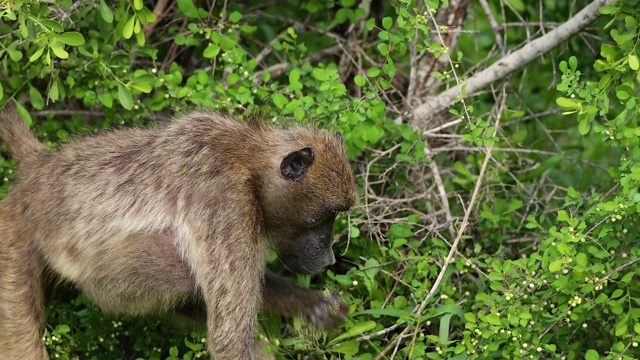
[409,0,614,125]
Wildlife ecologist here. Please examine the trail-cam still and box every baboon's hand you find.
[309,292,349,331]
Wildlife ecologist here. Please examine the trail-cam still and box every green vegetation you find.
[1,0,639,359]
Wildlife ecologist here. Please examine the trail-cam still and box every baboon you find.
[0,103,358,359]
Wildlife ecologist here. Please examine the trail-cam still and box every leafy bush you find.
[1,0,639,359]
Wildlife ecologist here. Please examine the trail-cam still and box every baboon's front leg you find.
[184,209,268,360]
[198,250,265,360]
[0,204,48,359]
[263,272,349,331]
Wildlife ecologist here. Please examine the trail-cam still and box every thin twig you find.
[478,0,505,54]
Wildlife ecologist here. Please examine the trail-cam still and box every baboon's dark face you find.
[274,212,338,275]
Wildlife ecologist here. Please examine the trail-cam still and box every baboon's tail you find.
[0,102,47,162]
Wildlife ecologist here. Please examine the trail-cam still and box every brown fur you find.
[0,104,357,359]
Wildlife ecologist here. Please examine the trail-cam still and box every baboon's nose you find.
[324,251,337,267]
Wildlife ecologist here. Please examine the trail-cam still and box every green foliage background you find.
[1,0,639,359]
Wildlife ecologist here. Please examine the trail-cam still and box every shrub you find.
[1,0,639,359]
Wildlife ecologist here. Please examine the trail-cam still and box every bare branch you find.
[410,0,614,125]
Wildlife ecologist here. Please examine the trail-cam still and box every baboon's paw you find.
[309,292,349,331]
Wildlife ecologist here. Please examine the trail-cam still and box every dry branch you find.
[409,0,615,127]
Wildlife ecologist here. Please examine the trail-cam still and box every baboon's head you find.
[261,131,358,275]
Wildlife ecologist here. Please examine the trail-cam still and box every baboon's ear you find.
[335,132,344,142]
[281,147,314,181]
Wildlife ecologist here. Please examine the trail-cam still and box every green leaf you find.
[585,349,600,360]
[7,49,23,61]
[123,15,135,39]
[557,210,570,222]
[439,313,454,344]
[29,85,44,110]
[99,0,114,23]
[569,56,578,70]
[50,44,69,59]
[366,18,376,31]
[29,47,45,62]
[14,101,32,127]
[19,20,28,38]
[196,71,208,85]
[354,75,366,87]
[578,118,591,135]
[507,199,523,212]
[377,43,389,55]
[294,107,305,121]
[574,252,587,268]
[340,0,356,7]
[227,73,239,85]
[614,314,629,336]
[464,312,476,323]
[289,68,300,84]
[287,27,297,39]
[117,83,133,110]
[239,25,256,34]
[363,258,380,280]
[549,259,563,273]
[229,11,242,23]
[49,79,59,102]
[272,93,287,109]
[203,44,220,58]
[556,97,581,110]
[367,67,380,77]
[40,19,64,32]
[484,313,501,326]
[133,0,143,10]
[56,324,71,334]
[329,340,359,355]
[611,289,624,299]
[99,93,113,108]
[220,36,236,51]
[594,293,608,304]
[177,0,199,18]
[56,129,68,142]
[382,17,393,30]
[312,68,330,81]
[132,74,156,89]
[599,5,617,15]
[620,272,634,283]
[559,60,567,72]
[57,32,85,46]
[616,89,629,100]
[629,54,639,71]
[130,82,152,93]
[329,321,376,344]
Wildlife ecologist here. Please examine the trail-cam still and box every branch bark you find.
[409,0,614,127]
[405,0,469,110]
